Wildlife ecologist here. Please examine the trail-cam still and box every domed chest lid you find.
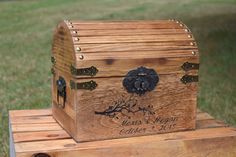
[52,20,199,79]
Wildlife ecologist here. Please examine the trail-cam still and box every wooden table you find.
[9,109,236,157]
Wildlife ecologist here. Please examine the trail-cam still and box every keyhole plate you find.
[123,66,159,95]
[56,76,66,108]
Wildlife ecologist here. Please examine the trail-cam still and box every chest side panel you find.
[51,21,78,138]
[52,21,76,76]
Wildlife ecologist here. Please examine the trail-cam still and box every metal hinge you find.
[70,80,97,90]
[70,65,98,76]
[51,67,55,75]
[51,56,56,65]
[181,62,199,71]
[181,75,198,84]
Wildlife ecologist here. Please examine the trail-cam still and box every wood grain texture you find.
[75,42,197,53]
[75,50,198,60]
[8,109,236,157]
[11,116,55,124]
[51,20,199,142]
[11,123,62,132]
[70,29,190,37]
[13,130,70,143]
[67,21,184,30]
[73,73,197,142]
[73,35,194,44]
[75,56,199,78]
[9,117,16,157]
[53,56,199,78]
[9,109,52,117]
[52,20,198,78]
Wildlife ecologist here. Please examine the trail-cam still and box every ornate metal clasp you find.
[181,62,199,71]
[123,66,159,95]
[181,75,198,84]
[70,65,98,76]
[51,56,56,65]
[56,76,66,108]
[70,80,97,90]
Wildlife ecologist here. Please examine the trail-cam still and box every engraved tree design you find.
[95,96,155,119]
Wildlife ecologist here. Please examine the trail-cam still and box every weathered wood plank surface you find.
[68,21,184,30]
[71,29,191,37]
[9,108,236,157]
[72,73,197,141]
[52,20,198,79]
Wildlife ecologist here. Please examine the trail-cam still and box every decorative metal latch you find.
[123,66,159,95]
[181,62,199,71]
[181,75,198,84]
[56,76,66,108]
[70,80,97,90]
[70,65,98,76]
[51,56,56,65]
[51,56,56,75]
[181,62,199,84]
[51,68,55,75]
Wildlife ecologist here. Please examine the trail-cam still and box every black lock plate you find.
[56,76,66,108]
[123,66,159,95]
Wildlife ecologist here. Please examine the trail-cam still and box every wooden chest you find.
[51,20,199,142]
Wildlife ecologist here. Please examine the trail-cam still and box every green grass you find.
[0,0,236,156]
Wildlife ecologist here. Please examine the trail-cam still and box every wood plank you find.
[53,52,74,64]
[74,35,193,44]
[68,22,184,30]
[52,103,77,140]
[9,109,51,118]
[54,39,197,53]
[53,55,199,78]
[197,108,202,113]
[9,109,236,157]
[76,42,197,53]
[9,109,224,133]
[54,43,196,62]
[197,119,228,129]
[68,20,181,25]
[71,29,189,37]
[14,127,236,155]
[75,50,198,60]
[16,136,236,157]
[56,33,193,42]
[13,130,70,143]
[73,56,199,78]
[196,112,214,121]
[11,116,56,124]
[11,123,63,132]
[9,117,16,157]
